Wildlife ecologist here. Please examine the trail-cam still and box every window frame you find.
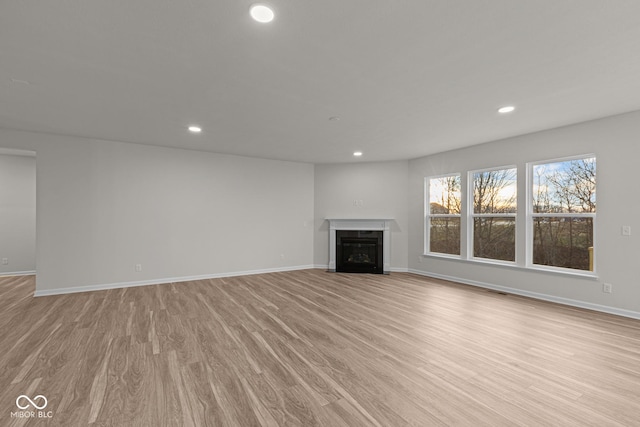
[467,165,518,265]
[422,154,597,279]
[526,154,597,275]
[424,173,462,258]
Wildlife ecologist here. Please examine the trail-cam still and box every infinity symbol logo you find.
[16,395,48,410]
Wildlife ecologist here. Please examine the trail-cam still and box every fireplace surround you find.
[328,219,392,274]
[336,230,383,273]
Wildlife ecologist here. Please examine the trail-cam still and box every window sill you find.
[420,253,599,281]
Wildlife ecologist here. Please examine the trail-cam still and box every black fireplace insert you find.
[336,230,383,274]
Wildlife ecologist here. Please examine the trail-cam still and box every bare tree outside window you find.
[473,168,517,261]
[532,157,596,271]
[427,175,461,255]
[424,156,595,273]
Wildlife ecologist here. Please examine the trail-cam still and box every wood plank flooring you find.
[1,270,640,426]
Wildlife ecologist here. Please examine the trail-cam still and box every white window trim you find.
[422,155,597,279]
[525,154,597,276]
[424,173,462,257]
[467,165,518,265]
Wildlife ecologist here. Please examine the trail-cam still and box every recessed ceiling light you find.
[328,116,341,121]
[498,106,515,114]
[188,126,202,133]
[353,151,363,157]
[250,4,274,23]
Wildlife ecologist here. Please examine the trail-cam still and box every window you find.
[426,174,461,255]
[471,167,517,262]
[423,154,596,276]
[530,156,596,271]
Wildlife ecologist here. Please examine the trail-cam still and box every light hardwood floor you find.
[1,270,640,426]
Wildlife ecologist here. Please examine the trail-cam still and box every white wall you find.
[3,108,639,318]
[0,153,36,274]
[409,110,640,316]
[314,161,409,271]
[0,128,314,294]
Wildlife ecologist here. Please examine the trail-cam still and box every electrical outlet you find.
[1,258,7,265]
[622,226,631,236]
[603,283,612,294]
[135,264,142,272]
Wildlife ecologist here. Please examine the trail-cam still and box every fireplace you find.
[336,230,383,274]
[327,219,392,274]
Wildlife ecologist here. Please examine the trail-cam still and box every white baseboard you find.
[34,265,317,297]
[408,269,640,320]
[0,270,36,277]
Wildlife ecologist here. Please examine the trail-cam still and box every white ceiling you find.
[2,1,640,164]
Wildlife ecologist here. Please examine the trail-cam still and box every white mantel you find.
[327,219,392,274]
